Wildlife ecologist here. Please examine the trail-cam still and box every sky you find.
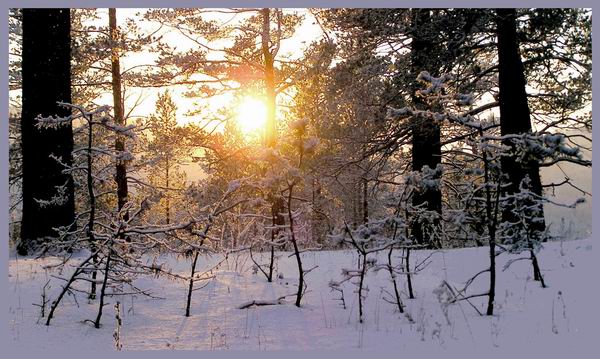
[79,8,327,185]
[101,8,324,128]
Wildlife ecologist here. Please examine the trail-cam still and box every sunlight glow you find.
[235,97,268,135]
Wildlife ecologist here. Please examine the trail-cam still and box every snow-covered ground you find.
[8,239,594,353]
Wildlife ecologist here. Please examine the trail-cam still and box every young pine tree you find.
[138,91,190,225]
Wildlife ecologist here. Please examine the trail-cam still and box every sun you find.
[235,97,268,135]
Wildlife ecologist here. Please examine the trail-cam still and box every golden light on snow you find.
[235,97,268,135]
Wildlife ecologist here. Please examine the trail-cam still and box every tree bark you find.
[262,8,277,149]
[405,247,415,299]
[185,251,199,317]
[86,115,98,299]
[495,8,546,235]
[109,8,129,217]
[94,249,112,328]
[362,177,368,225]
[409,9,442,248]
[357,252,367,323]
[387,247,404,313]
[483,144,499,316]
[19,9,75,255]
[261,8,287,255]
[165,157,170,224]
[287,182,305,307]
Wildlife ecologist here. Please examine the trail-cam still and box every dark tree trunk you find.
[409,9,442,248]
[352,181,359,229]
[405,247,415,299]
[271,197,286,249]
[268,243,275,281]
[482,143,499,316]
[286,183,305,307]
[387,247,404,313]
[185,251,200,317]
[357,252,367,323]
[362,177,368,225]
[19,9,75,255]
[495,8,545,234]
[109,8,129,217]
[486,231,496,316]
[86,115,98,299]
[94,248,112,328]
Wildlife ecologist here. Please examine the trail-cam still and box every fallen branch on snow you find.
[237,293,296,309]
[237,298,285,309]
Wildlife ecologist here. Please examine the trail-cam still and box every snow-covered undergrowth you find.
[8,239,593,351]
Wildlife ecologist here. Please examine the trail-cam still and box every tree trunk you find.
[362,177,368,225]
[86,115,98,299]
[268,244,275,282]
[495,8,545,235]
[405,247,415,299]
[262,8,277,149]
[109,8,129,217]
[94,248,112,328]
[165,157,170,224]
[357,252,367,323]
[19,9,75,255]
[287,183,305,307]
[352,181,359,229]
[185,251,199,317]
[261,8,287,254]
[486,231,496,316]
[409,9,442,247]
[483,145,498,316]
[387,247,404,313]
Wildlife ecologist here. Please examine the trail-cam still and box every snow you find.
[302,136,320,153]
[8,239,594,353]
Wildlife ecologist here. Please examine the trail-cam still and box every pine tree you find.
[495,8,545,237]
[109,8,130,217]
[19,9,75,255]
[139,91,191,224]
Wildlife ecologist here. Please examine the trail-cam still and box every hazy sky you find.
[101,8,323,127]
